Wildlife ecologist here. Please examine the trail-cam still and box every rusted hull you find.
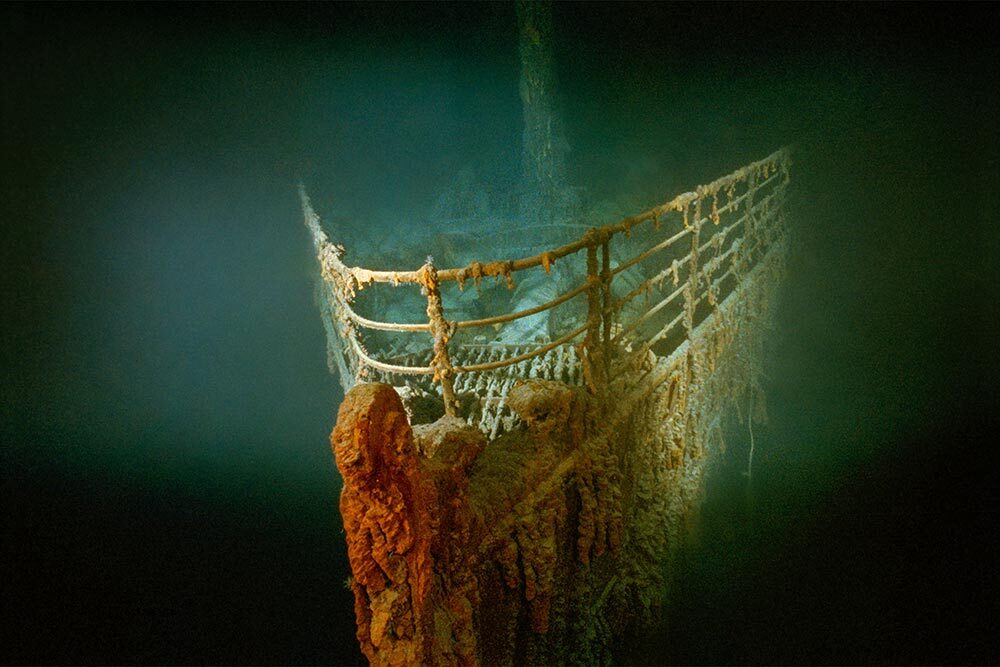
[316,150,791,664]
[332,269,781,663]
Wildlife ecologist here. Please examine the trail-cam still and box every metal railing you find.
[302,147,791,435]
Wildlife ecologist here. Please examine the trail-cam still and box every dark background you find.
[2,2,997,664]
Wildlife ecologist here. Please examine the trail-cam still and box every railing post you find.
[421,259,458,417]
[684,200,702,340]
[585,240,607,393]
[600,240,613,379]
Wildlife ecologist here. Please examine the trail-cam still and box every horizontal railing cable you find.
[302,146,792,432]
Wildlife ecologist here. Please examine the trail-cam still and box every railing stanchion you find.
[585,240,606,394]
[684,201,702,342]
[421,259,458,417]
[600,239,613,381]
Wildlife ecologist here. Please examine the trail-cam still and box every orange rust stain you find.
[333,384,437,665]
